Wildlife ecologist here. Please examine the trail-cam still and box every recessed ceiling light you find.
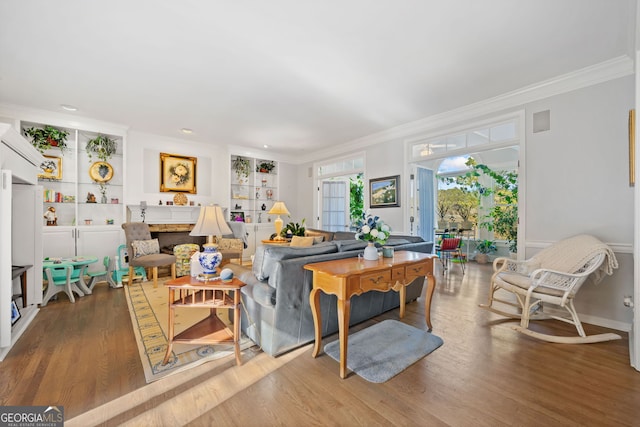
[263,144,269,149]
[181,128,193,134]
[61,104,78,111]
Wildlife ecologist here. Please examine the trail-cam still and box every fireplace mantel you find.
[126,205,201,225]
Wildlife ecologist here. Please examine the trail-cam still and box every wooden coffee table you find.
[304,251,437,378]
[162,275,246,366]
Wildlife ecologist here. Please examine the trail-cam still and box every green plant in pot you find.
[86,134,117,162]
[256,161,275,174]
[232,156,251,183]
[281,218,306,238]
[23,125,69,154]
[444,158,518,253]
[475,239,496,264]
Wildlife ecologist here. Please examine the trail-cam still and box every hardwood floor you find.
[2,260,640,426]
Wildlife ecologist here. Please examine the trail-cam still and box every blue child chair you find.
[112,244,148,287]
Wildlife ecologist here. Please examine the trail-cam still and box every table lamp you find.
[189,204,233,281]
[268,201,290,240]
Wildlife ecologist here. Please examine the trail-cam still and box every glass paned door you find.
[321,180,348,232]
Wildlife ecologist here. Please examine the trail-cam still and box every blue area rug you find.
[324,319,443,383]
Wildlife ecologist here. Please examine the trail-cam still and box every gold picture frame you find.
[89,161,114,183]
[38,155,62,180]
[630,109,635,187]
[160,153,197,193]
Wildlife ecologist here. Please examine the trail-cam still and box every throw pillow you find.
[131,239,160,258]
[253,243,338,281]
[312,235,324,244]
[335,240,368,252]
[290,236,314,247]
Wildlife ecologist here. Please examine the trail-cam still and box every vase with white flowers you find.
[354,212,391,260]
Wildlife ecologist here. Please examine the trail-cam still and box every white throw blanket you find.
[532,234,618,283]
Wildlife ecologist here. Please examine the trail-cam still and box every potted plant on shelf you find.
[256,161,275,174]
[86,134,117,162]
[474,239,497,264]
[232,156,251,183]
[281,218,306,239]
[23,125,69,154]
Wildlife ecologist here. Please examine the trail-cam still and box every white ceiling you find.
[0,0,634,159]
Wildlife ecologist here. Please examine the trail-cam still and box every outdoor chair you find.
[480,234,620,343]
[436,237,464,275]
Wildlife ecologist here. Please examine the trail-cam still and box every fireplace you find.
[148,224,205,254]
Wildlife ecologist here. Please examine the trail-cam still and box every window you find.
[409,113,522,254]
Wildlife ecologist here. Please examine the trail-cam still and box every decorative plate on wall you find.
[173,192,188,206]
[89,161,114,182]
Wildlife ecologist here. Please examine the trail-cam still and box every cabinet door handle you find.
[368,275,386,285]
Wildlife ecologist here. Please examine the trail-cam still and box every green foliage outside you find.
[439,158,518,252]
[349,174,364,224]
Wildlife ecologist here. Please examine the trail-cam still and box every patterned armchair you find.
[217,238,243,266]
[174,243,200,277]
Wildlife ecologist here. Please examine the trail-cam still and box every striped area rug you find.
[124,279,253,383]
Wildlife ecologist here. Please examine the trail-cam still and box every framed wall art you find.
[11,300,21,325]
[630,109,635,187]
[38,155,62,180]
[89,161,114,182]
[160,153,197,193]
[369,175,400,208]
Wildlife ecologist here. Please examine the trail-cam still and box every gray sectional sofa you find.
[225,229,434,356]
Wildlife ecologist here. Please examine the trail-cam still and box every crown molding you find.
[299,55,635,164]
[0,103,129,136]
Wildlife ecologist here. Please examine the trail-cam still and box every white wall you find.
[125,130,228,208]
[296,144,408,234]
[293,75,635,329]
[522,76,634,327]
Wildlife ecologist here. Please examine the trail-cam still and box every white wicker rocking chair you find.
[480,234,621,344]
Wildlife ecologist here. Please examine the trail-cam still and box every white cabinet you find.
[42,227,76,259]
[24,121,126,268]
[242,223,275,261]
[0,124,43,361]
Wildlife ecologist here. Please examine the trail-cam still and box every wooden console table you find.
[162,275,246,366]
[304,251,437,378]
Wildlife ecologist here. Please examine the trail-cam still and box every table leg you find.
[75,265,92,295]
[163,289,175,364]
[399,284,406,318]
[424,272,436,331]
[234,290,242,366]
[19,271,27,306]
[71,283,85,297]
[310,287,322,357]
[337,297,351,379]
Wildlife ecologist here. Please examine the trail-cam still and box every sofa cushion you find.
[333,231,357,241]
[305,228,334,242]
[335,239,368,252]
[253,242,338,280]
[290,236,315,247]
[384,238,411,247]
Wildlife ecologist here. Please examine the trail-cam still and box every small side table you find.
[261,239,290,245]
[12,265,32,307]
[162,275,246,366]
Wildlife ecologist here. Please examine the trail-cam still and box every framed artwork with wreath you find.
[38,155,62,180]
[160,153,197,193]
